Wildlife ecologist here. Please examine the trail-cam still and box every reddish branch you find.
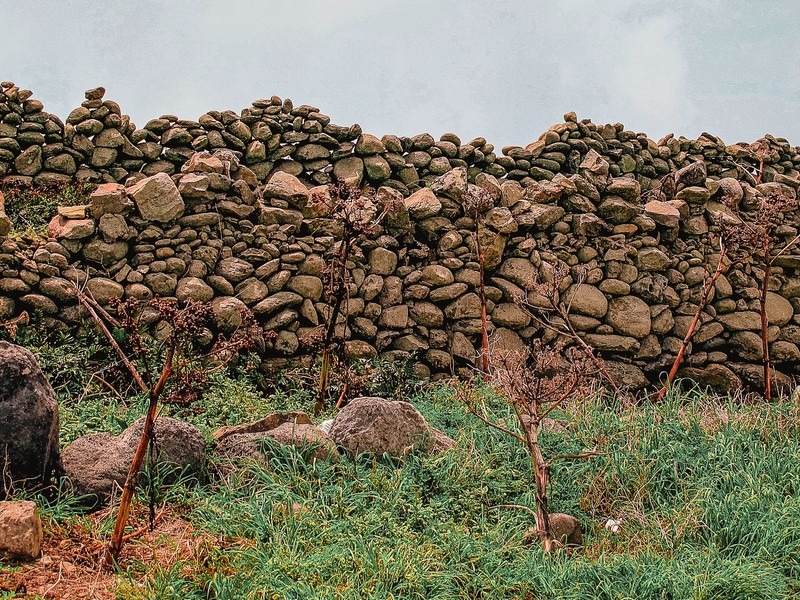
[103,345,174,568]
[657,245,729,400]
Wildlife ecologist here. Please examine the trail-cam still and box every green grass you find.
[6,327,800,598]
[1,181,91,236]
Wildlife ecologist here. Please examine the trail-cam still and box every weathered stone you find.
[285,275,324,301]
[127,172,185,222]
[445,293,482,320]
[518,204,565,230]
[62,416,205,505]
[405,188,441,219]
[217,423,339,463]
[766,292,794,326]
[378,304,409,329]
[598,197,638,223]
[491,303,531,329]
[47,216,95,239]
[258,205,304,228]
[564,284,608,319]
[90,182,132,217]
[329,396,449,458]
[582,334,640,353]
[369,247,398,276]
[644,200,681,228]
[98,213,129,241]
[332,156,364,186]
[604,362,649,390]
[252,291,303,315]
[85,277,124,305]
[430,167,467,199]
[409,302,444,327]
[263,171,308,207]
[679,364,742,393]
[718,311,761,331]
[636,247,671,271]
[211,296,248,332]
[421,265,454,286]
[497,257,537,288]
[606,296,651,338]
[216,257,255,283]
[0,501,42,560]
[176,277,215,304]
[15,145,42,176]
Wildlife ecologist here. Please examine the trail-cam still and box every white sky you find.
[2,0,799,149]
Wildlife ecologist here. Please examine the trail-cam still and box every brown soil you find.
[0,503,223,599]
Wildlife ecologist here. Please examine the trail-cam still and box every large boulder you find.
[0,342,60,497]
[61,416,205,506]
[328,396,454,459]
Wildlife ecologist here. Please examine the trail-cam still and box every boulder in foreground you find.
[0,341,60,498]
[61,416,205,506]
[328,396,454,459]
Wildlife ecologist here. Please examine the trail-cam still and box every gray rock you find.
[329,396,452,459]
[0,342,59,497]
[606,296,651,338]
[61,416,205,506]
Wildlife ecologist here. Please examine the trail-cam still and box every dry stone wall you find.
[2,83,800,393]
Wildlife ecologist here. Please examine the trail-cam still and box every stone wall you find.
[1,83,800,393]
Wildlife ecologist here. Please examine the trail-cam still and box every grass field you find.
[3,328,800,599]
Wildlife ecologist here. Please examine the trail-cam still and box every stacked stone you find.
[2,90,800,393]
[0,82,69,186]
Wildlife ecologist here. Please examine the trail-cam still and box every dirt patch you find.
[0,503,223,599]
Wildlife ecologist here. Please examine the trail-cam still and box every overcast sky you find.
[2,1,799,149]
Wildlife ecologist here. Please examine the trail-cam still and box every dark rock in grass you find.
[0,341,60,498]
[216,422,339,463]
[524,513,583,547]
[61,416,205,507]
[329,396,454,459]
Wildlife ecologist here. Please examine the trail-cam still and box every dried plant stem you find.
[103,345,174,569]
[75,288,148,393]
[475,225,490,378]
[658,246,728,400]
[316,237,352,411]
[760,242,772,401]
